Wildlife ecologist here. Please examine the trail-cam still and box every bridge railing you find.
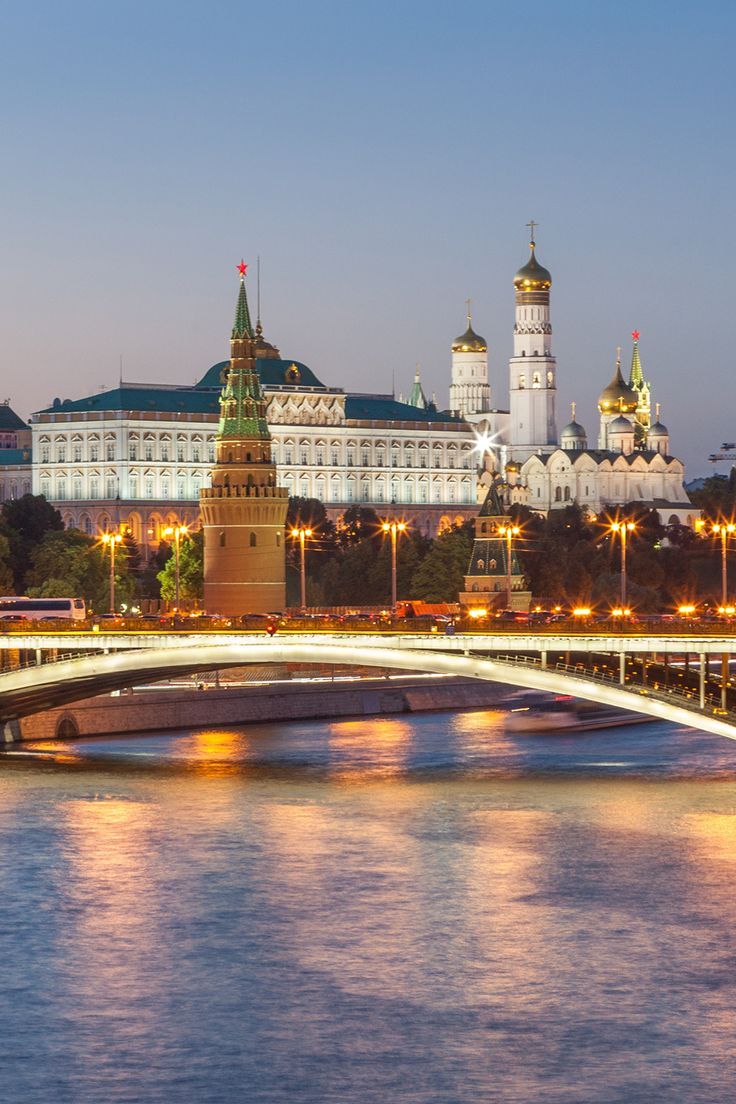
[494,652,736,724]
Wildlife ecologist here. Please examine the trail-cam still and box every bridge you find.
[1,628,736,741]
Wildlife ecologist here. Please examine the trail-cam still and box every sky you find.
[1,0,734,475]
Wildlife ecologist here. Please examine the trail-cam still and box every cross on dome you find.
[526,219,538,245]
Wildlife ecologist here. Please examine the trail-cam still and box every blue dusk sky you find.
[1,0,734,474]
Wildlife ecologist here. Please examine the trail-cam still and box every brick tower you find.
[200,263,289,615]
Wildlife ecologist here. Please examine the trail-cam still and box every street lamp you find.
[498,524,521,609]
[100,531,123,614]
[381,520,407,613]
[610,520,636,607]
[290,526,313,612]
[163,524,189,610]
[696,520,736,606]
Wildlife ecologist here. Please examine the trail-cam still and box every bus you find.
[0,597,86,621]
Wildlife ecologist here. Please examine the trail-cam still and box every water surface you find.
[2,709,736,1102]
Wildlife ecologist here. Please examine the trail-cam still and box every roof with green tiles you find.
[0,404,28,431]
[35,365,463,426]
[196,358,328,390]
[344,396,462,424]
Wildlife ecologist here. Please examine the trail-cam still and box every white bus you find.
[0,597,87,621]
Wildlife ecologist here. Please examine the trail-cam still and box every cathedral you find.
[448,233,695,527]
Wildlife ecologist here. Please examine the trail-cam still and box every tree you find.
[410,523,474,602]
[0,533,14,594]
[157,530,204,602]
[25,529,135,611]
[1,494,63,591]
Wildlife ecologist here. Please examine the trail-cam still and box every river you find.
[2,708,736,1103]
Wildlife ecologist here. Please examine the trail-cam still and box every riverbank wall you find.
[18,676,511,741]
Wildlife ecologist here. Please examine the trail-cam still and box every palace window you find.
[129,444,138,461]
[208,445,215,463]
[57,446,66,463]
[331,449,339,466]
[40,479,50,498]
[73,446,82,463]
[161,443,170,462]
[72,478,82,499]
[57,479,66,500]
[145,444,153,462]
[347,450,355,466]
[106,477,116,498]
[89,478,98,498]
[285,449,293,464]
[161,479,170,499]
[301,449,308,465]
[106,444,115,461]
[41,446,49,463]
[177,445,185,462]
[145,478,153,498]
[90,445,99,462]
[361,450,369,466]
[178,478,185,498]
[130,478,138,498]
[316,448,324,465]
[193,446,201,462]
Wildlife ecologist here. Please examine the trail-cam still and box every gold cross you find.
[526,219,538,244]
[465,297,472,324]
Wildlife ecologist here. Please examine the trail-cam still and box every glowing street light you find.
[290,526,313,613]
[498,524,521,609]
[163,524,189,610]
[100,530,123,614]
[381,520,407,613]
[610,520,636,607]
[696,520,736,606]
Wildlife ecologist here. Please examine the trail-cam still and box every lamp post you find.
[498,524,521,609]
[381,520,407,613]
[290,526,313,613]
[100,531,123,614]
[163,524,188,610]
[610,520,636,607]
[697,520,736,606]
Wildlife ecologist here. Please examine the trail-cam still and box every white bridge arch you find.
[1,640,736,741]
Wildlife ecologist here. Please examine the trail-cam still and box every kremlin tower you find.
[508,224,558,459]
[200,264,289,615]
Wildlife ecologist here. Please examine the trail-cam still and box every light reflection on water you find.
[3,709,736,1102]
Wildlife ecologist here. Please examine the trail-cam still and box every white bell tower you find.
[508,223,557,460]
[449,300,491,417]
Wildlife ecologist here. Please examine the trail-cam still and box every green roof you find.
[196,358,327,390]
[345,396,462,423]
[38,386,219,416]
[232,278,254,339]
[0,404,27,431]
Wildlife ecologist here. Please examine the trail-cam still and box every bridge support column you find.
[700,653,706,709]
[541,651,547,670]
[619,652,625,686]
[0,718,21,744]
[722,653,729,711]
[35,649,42,666]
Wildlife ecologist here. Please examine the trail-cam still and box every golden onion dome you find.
[598,364,638,415]
[513,245,552,291]
[505,459,521,472]
[452,323,487,353]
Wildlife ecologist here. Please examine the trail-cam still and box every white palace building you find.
[23,238,695,554]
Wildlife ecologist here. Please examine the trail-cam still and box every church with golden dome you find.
[466,230,695,526]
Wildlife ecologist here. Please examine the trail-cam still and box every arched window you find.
[555,486,562,502]
[490,559,497,570]
[276,533,281,547]
[219,531,226,547]
[564,486,571,501]
[249,532,257,547]
[476,558,484,570]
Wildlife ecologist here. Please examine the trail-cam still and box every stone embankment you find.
[19,675,511,741]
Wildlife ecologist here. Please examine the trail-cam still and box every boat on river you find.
[504,692,649,734]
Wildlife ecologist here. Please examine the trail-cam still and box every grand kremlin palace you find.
[18,239,695,555]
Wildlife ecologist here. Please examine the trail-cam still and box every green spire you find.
[408,366,427,409]
[218,361,270,439]
[232,276,254,340]
[629,331,644,389]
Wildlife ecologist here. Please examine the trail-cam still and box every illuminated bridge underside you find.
[2,641,736,741]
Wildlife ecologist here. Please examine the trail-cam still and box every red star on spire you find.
[631,330,640,341]
[237,260,248,278]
